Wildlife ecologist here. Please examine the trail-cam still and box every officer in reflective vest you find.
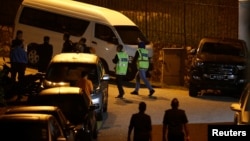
[131,39,155,97]
[137,48,149,69]
[112,44,128,98]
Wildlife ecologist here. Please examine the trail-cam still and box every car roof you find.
[39,87,82,95]
[22,0,135,26]
[0,113,53,121]
[5,106,60,114]
[50,53,99,64]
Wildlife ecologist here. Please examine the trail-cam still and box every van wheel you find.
[27,43,40,67]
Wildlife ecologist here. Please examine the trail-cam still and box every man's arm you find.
[112,55,118,64]
[162,124,167,141]
[132,51,139,65]
[127,116,134,141]
[183,123,190,141]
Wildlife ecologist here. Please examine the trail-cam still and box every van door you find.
[91,23,118,73]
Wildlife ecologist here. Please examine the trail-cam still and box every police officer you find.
[112,44,128,99]
[130,38,155,97]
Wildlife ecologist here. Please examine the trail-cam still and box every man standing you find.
[130,38,155,97]
[112,44,128,99]
[128,102,152,141]
[162,98,190,141]
[38,36,53,72]
[61,32,74,53]
[10,39,27,83]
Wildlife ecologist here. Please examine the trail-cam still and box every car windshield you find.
[45,63,99,85]
[28,95,88,125]
[201,42,246,57]
[115,26,149,44]
[0,121,49,141]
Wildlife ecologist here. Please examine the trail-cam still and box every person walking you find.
[61,32,74,53]
[128,102,152,141]
[37,36,53,72]
[130,38,155,97]
[112,44,128,99]
[162,98,190,141]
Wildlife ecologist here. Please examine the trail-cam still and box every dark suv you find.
[188,37,248,97]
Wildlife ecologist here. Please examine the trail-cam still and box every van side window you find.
[95,23,115,43]
[19,7,90,36]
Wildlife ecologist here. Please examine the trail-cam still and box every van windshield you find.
[115,26,149,45]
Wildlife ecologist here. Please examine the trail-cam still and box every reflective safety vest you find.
[116,52,128,75]
[137,48,149,69]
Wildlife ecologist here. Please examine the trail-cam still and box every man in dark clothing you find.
[38,36,53,72]
[128,102,152,141]
[112,44,128,99]
[61,32,74,53]
[10,39,28,83]
[162,98,190,141]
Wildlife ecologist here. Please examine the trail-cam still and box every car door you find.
[98,60,109,112]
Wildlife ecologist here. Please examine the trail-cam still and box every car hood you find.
[197,53,247,64]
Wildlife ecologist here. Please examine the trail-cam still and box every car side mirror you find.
[230,103,241,112]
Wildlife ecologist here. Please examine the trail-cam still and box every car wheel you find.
[96,111,103,121]
[189,83,199,97]
[92,122,98,139]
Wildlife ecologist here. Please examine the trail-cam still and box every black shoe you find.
[149,89,155,97]
[130,91,138,95]
[115,95,124,99]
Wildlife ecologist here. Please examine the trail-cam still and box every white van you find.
[14,0,154,80]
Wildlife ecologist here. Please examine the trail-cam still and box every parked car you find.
[5,106,76,140]
[0,113,67,141]
[230,83,250,125]
[27,87,98,141]
[188,37,248,97]
[42,53,110,120]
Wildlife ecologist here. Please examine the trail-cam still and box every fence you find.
[82,0,238,48]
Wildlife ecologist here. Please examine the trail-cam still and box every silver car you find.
[230,83,250,125]
[42,53,110,121]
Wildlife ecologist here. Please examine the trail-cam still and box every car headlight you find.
[92,97,100,105]
[192,58,204,67]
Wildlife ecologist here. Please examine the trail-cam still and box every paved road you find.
[96,80,238,141]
